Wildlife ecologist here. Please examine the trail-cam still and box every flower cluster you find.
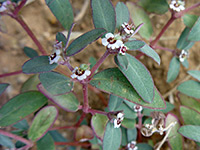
[127,141,138,150]
[0,1,11,12]
[71,64,91,81]
[169,0,185,12]
[113,112,124,128]
[121,22,134,35]
[48,41,63,64]
[179,49,188,62]
[133,105,143,113]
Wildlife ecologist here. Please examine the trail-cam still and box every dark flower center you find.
[130,144,135,149]
[75,68,85,76]
[107,37,116,44]
[117,120,121,125]
[50,53,57,60]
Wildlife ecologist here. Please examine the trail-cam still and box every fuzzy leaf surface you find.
[187,17,200,41]
[37,133,55,150]
[56,32,68,47]
[167,57,180,83]
[183,14,198,28]
[21,75,40,92]
[125,40,145,50]
[187,70,200,81]
[0,134,15,148]
[23,47,38,58]
[108,94,123,111]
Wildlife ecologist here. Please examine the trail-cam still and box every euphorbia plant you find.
[0,0,200,149]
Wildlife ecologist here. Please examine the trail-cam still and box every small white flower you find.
[121,22,134,35]
[169,0,185,12]
[133,105,143,113]
[48,49,62,64]
[179,49,188,62]
[102,33,123,50]
[114,112,124,128]
[71,66,91,81]
[0,1,10,12]
[119,45,127,55]
[127,141,138,150]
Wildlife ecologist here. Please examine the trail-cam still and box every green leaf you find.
[66,28,106,56]
[108,94,123,111]
[167,57,180,83]
[48,130,67,142]
[45,0,73,30]
[38,84,79,112]
[165,113,183,150]
[28,106,58,141]
[56,32,68,47]
[21,75,40,92]
[176,27,194,50]
[178,93,200,112]
[180,106,200,125]
[187,70,200,81]
[23,47,38,58]
[187,17,200,42]
[116,102,137,119]
[13,119,29,130]
[39,72,73,95]
[139,44,160,65]
[91,0,116,34]
[127,128,137,142]
[121,118,136,129]
[177,80,200,99]
[0,91,48,127]
[0,83,9,96]
[178,125,200,142]
[0,134,15,148]
[183,14,198,28]
[137,143,153,150]
[115,2,129,29]
[22,56,57,74]
[89,57,97,69]
[115,54,129,70]
[91,114,108,140]
[115,53,154,103]
[103,122,121,150]
[125,40,145,50]
[143,101,174,116]
[90,68,166,109]
[121,127,128,146]
[127,2,153,39]
[181,59,189,68]
[138,0,168,14]
[37,133,55,150]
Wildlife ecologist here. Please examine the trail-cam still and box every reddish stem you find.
[0,70,22,78]
[88,108,108,115]
[0,130,33,147]
[55,142,91,147]
[50,126,76,131]
[75,112,86,127]
[82,84,89,113]
[13,0,27,15]
[137,112,143,142]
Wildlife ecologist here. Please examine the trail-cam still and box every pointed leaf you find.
[121,118,136,129]
[0,83,9,96]
[23,47,38,58]
[13,119,29,130]
[21,75,40,92]
[48,130,67,142]
[178,125,200,142]
[0,134,15,148]
[165,113,183,150]
[180,106,200,125]
[139,44,160,65]
[45,0,74,30]
[108,94,123,111]
[187,70,200,81]
[28,106,58,141]
[167,57,180,83]
[121,127,128,146]
[115,2,129,29]
[127,128,137,142]
[39,71,73,95]
[56,32,68,47]
[66,28,106,56]
[177,27,194,50]
[22,56,57,74]
[115,53,154,103]
[183,14,198,28]
[181,59,189,68]
[37,133,55,150]
[125,40,145,50]
[90,68,166,109]
[91,0,116,34]
[127,2,153,39]
[177,80,200,99]
[91,114,108,140]
[103,122,122,150]
[0,91,48,127]
[115,54,129,70]
[187,17,200,42]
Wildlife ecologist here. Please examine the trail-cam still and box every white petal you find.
[56,49,61,55]
[72,67,78,73]
[134,146,138,150]
[102,38,109,46]
[85,70,91,76]
[107,44,112,49]
[115,40,123,48]
[105,33,114,39]
[71,74,77,79]
[114,119,121,128]
[117,112,124,119]
[54,56,61,63]
[0,6,7,12]
[131,141,136,145]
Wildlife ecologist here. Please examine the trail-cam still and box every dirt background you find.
[0,0,200,149]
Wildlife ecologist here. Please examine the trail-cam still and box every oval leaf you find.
[187,17,200,42]
[56,32,68,47]
[167,57,180,83]
[90,68,166,109]
[115,53,154,103]
[22,56,57,74]
[66,28,106,56]
[183,14,198,28]
[127,128,137,142]
[115,2,129,29]
[125,40,145,50]
[0,134,15,148]
[23,47,38,58]
[28,106,58,141]
[108,94,123,111]
[178,125,200,142]
[21,75,40,92]
[91,114,108,140]
[37,133,55,150]
[187,70,200,81]
[103,122,122,150]
[45,0,73,30]
[137,143,153,150]
[177,80,200,99]
[0,83,9,96]
[0,91,48,127]
[127,2,153,39]
[39,72,73,95]
[91,0,115,34]
[115,54,129,70]
[121,118,136,129]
